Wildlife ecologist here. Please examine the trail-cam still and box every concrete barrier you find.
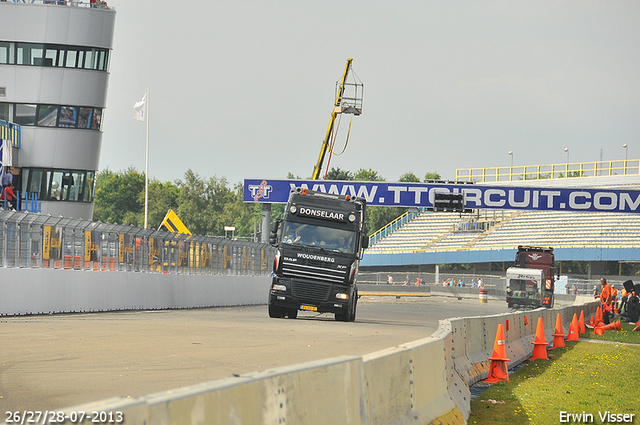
[0,268,271,316]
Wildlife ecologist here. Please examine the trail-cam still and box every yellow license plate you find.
[300,305,317,311]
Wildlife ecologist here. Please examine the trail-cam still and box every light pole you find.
[564,147,569,178]
[508,151,513,181]
[508,151,513,167]
[623,144,628,174]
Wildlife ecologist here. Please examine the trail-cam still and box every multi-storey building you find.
[0,1,115,219]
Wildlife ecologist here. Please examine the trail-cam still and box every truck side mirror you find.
[361,235,369,249]
[269,219,282,246]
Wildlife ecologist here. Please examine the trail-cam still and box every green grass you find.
[582,320,640,344]
[468,323,640,424]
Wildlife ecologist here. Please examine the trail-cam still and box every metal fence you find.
[358,271,507,290]
[0,210,275,275]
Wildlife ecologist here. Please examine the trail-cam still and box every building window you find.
[1,103,103,131]
[0,103,11,122]
[16,43,45,66]
[59,106,77,128]
[0,41,14,64]
[78,107,92,129]
[65,48,79,68]
[0,41,110,71]
[37,105,59,127]
[14,104,37,126]
[90,108,102,130]
[21,167,95,203]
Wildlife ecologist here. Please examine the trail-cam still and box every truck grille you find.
[291,280,332,303]
[282,261,346,285]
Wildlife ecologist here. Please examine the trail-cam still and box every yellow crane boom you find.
[312,58,362,180]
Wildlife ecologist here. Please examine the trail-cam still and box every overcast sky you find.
[100,1,640,186]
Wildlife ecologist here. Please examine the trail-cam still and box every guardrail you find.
[0,210,274,276]
[456,159,640,182]
[28,299,598,424]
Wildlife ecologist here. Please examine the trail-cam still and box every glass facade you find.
[21,168,96,203]
[0,103,103,130]
[0,41,109,71]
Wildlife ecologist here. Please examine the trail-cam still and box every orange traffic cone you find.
[485,324,511,383]
[594,326,605,336]
[598,320,621,331]
[524,316,528,326]
[589,314,595,328]
[567,313,580,341]
[531,317,548,360]
[633,322,640,332]
[552,313,566,349]
[595,305,604,327]
[578,310,586,334]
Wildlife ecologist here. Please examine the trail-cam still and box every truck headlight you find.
[335,293,349,300]
[272,284,287,292]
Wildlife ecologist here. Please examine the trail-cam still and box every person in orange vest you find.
[595,278,613,324]
[611,284,618,313]
[619,287,628,316]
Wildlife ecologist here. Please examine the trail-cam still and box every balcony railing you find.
[456,160,640,183]
[5,1,113,10]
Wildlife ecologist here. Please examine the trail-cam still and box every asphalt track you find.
[0,295,510,413]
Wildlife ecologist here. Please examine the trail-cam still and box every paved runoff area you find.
[0,295,510,413]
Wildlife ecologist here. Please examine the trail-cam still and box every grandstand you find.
[366,209,640,253]
[362,171,640,271]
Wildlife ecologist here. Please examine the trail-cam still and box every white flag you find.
[133,94,146,121]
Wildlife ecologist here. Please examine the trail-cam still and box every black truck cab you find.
[268,187,367,321]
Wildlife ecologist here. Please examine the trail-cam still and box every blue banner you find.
[244,179,640,213]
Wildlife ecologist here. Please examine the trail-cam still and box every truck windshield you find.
[508,279,540,300]
[280,221,356,254]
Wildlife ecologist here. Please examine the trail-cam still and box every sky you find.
[100,1,640,187]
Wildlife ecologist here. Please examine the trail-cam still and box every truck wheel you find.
[286,309,298,319]
[336,296,356,322]
[268,304,286,318]
[348,295,357,322]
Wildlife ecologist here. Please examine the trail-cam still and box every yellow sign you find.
[119,234,133,264]
[84,230,100,262]
[43,225,61,260]
[160,209,191,235]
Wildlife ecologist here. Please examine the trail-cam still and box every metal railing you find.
[0,120,21,148]
[0,210,275,275]
[368,208,423,246]
[456,159,640,182]
[7,0,113,9]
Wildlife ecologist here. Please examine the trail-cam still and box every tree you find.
[218,183,264,239]
[93,167,145,225]
[399,172,420,182]
[353,168,384,182]
[175,169,235,236]
[424,172,441,181]
[325,167,353,181]
[143,179,180,229]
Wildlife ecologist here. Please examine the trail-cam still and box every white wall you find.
[0,268,271,316]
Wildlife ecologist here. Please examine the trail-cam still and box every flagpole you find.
[144,87,150,229]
